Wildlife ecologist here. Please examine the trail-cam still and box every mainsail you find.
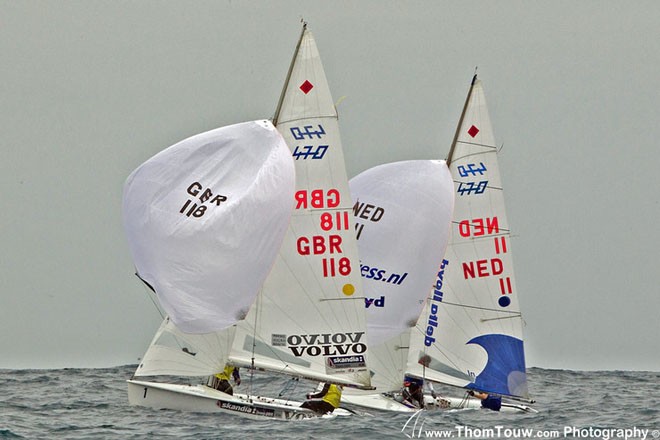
[346,160,454,392]
[123,120,295,375]
[407,75,530,400]
[228,25,372,389]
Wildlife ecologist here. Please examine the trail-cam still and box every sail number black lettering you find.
[179,182,227,218]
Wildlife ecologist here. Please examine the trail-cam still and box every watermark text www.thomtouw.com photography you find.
[401,414,657,440]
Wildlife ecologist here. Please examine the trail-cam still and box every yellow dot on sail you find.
[342,284,355,296]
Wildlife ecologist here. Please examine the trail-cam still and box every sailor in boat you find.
[300,383,343,415]
[401,376,425,408]
[396,375,440,409]
[209,365,241,395]
[467,390,502,411]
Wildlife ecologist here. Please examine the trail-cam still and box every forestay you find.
[408,76,530,400]
[122,120,295,335]
[229,25,372,389]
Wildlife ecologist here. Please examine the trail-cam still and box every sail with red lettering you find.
[228,24,372,389]
[407,75,531,400]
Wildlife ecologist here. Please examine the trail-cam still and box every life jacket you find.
[215,365,235,381]
[322,384,342,408]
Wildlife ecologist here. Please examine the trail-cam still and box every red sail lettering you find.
[458,217,500,237]
[327,189,340,208]
[294,189,341,209]
[463,258,504,279]
[491,258,503,275]
[486,216,499,234]
[476,259,489,277]
[296,235,343,255]
[459,220,470,237]
[473,218,485,236]
[312,236,326,254]
[297,237,311,255]
[310,190,325,208]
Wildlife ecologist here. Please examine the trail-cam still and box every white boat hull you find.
[342,393,416,413]
[427,395,538,413]
[127,380,353,420]
[340,391,537,414]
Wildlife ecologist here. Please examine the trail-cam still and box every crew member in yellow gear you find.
[209,365,241,395]
[300,383,343,414]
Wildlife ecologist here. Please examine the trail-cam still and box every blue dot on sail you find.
[498,296,511,307]
[466,334,528,398]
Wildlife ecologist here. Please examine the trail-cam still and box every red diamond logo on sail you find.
[468,125,480,138]
[300,80,314,94]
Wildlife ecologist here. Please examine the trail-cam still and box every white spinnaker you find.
[230,26,372,389]
[408,77,529,399]
[122,120,295,335]
[345,160,454,392]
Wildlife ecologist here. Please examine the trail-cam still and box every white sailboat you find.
[340,160,455,412]
[123,120,303,418]
[407,74,536,413]
[125,24,372,420]
[340,75,536,414]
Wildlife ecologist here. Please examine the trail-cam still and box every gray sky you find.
[2,1,659,371]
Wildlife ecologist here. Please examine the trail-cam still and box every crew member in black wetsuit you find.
[402,377,426,408]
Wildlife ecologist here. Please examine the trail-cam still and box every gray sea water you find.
[1,367,658,439]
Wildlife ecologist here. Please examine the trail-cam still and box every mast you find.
[446,73,478,167]
[273,22,307,125]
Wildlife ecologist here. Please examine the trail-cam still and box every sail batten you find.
[438,301,523,314]
[456,141,498,149]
